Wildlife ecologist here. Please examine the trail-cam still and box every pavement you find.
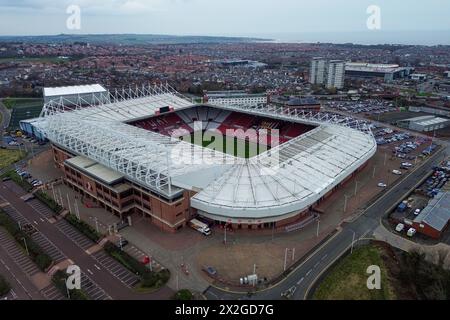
[204,145,449,300]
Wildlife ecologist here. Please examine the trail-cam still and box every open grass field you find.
[2,98,43,130]
[181,131,268,158]
[0,149,26,170]
[313,244,396,300]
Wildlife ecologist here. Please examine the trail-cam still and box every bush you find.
[52,270,88,300]
[104,242,170,289]
[0,275,11,297]
[65,214,102,242]
[141,269,170,289]
[0,211,53,271]
[173,289,193,300]
[3,171,33,193]
[399,251,450,300]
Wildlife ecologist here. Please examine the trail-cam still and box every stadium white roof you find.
[44,84,107,97]
[35,84,377,221]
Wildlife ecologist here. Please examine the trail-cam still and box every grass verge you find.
[313,244,396,300]
[0,149,26,170]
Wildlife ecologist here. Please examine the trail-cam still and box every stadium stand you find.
[131,106,315,146]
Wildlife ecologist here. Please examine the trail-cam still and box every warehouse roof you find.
[44,84,107,97]
[415,192,450,232]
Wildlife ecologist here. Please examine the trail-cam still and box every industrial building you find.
[410,73,427,81]
[413,192,450,239]
[203,90,267,106]
[31,83,376,233]
[397,115,450,132]
[309,58,345,89]
[345,62,413,82]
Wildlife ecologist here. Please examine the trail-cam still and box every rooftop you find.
[44,84,107,97]
[66,156,124,185]
[415,192,450,232]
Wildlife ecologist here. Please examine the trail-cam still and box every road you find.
[204,146,449,300]
[0,183,173,300]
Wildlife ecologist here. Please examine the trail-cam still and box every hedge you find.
[52,270,88,300]
[0,211,53,271]
[65,214,102,242]
[0,274,11,297]
[3,170,33,193]
[104,242,170,289]
[34,191,62,214]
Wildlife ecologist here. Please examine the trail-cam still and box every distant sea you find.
[249,30,450,46]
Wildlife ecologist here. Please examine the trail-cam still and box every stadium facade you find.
[34,84,377,233]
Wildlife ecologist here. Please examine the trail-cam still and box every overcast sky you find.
[0,0,449,41]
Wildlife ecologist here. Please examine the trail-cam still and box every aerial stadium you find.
[31,83,377,233]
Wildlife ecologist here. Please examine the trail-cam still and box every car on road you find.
[395,223,405,232]
[377,182,387,188]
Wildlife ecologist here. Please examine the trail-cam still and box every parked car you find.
[115,238,129,249]
[378,182,387,188]
[392,170,403,175]
[202,266,217,277]
[407,228,417,237]
[395,223,405,232]
[414,209,421,216]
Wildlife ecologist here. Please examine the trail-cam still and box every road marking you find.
[305,269,312,277]
[297,277,304,285]
[314,262,320,268]
[94,264,101,271]
[39,218,45,222]
[87,269,94,275]
[321,254,328,261]
[33,220,38,225]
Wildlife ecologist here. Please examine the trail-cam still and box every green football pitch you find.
[181,131,270,158]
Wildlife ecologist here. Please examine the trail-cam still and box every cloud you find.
[0,0,167,15]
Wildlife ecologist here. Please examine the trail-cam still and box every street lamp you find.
[23,237,29,256]
[350,229,356,254]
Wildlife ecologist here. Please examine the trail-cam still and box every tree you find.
[173,289,193,300]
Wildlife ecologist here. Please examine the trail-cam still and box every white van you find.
[407,228,417,237]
